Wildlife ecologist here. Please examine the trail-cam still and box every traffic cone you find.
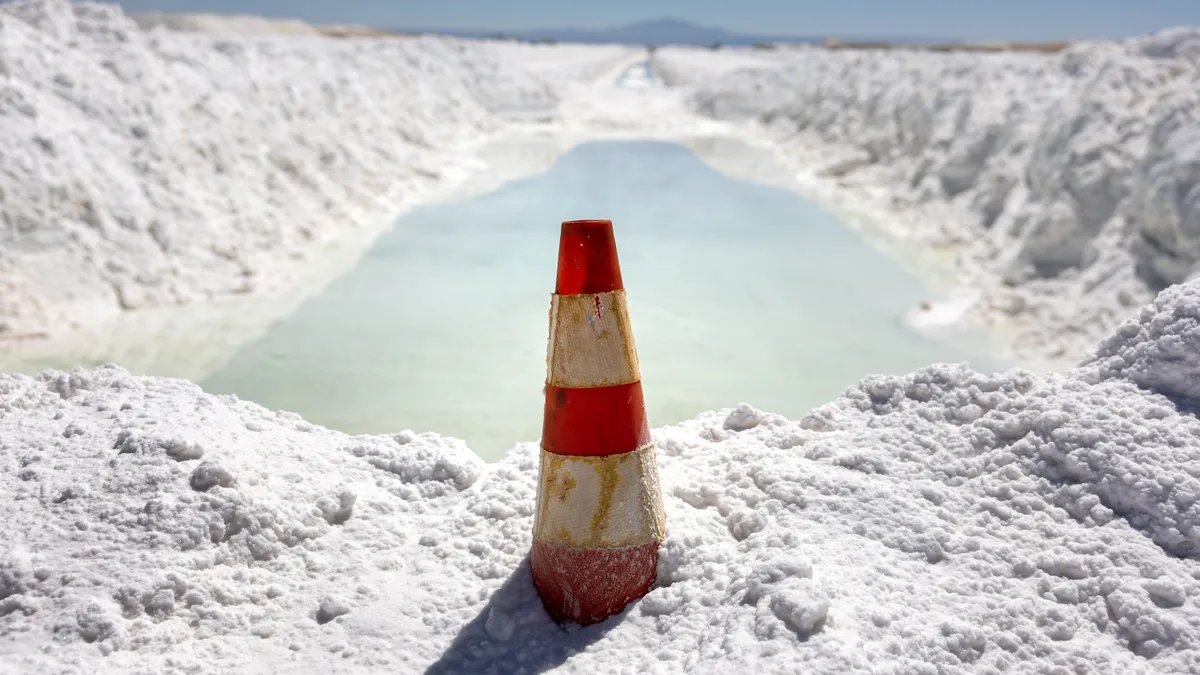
[531,219,666,626]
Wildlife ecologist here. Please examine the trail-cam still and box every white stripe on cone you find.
[533,445,666,549]
[546,290,641,389]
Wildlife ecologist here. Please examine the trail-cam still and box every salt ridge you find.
[4,282,1200,673]
[655,33,1200,365]
[0,0,586,339]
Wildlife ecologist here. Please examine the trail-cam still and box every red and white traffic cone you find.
[530,219,666,626]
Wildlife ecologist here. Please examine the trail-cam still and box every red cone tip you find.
[555,220,624,295]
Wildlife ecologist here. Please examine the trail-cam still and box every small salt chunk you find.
[1144,579,1187,608]
[769,581,830,638]
[318,490,357,525]
[144,588,175,617]
[163,437,204,461]
[727,508,768,541]
[640,591,683,617]
[744,557,815,605]
[316,595,351,624]
[483,608,515,641]
[724,403,764,431]
[189,462,235,491]
[1089,503,1114,525]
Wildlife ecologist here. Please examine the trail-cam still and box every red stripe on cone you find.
[542,382,650,457]
[530,539,659,626]
[555,220,624,295]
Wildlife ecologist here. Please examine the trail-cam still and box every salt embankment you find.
[655,32,1200,366]
[0,0,633,342]
[3,281,1200,673]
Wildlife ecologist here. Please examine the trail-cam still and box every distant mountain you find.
[401,17,945,47]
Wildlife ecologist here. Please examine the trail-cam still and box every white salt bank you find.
[3,282,1200,674]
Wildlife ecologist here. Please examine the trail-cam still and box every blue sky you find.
[114,0,1200,41]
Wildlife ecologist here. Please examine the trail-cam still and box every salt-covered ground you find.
[3,280,1200,674]
[4,4,1200,672]
[655,33,1200,365]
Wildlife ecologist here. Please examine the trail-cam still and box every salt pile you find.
[3,281,1200,674]
[0,0,559,338]
[656,32,1200,365]
[128,11,324,36]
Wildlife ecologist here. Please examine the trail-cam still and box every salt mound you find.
[4,283,1200,673]
[129,11,321,37]
[658,31,1200,365]
[0,0,556,338]
[1078,281,1200,404]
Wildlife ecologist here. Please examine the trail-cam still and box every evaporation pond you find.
[201,140,1000,460]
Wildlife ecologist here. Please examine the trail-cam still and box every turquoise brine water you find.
[200,140,1002,460]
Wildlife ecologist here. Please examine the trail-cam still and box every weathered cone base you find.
[530,539,660,626]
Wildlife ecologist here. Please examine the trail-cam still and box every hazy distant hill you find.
[402,17,945,47]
